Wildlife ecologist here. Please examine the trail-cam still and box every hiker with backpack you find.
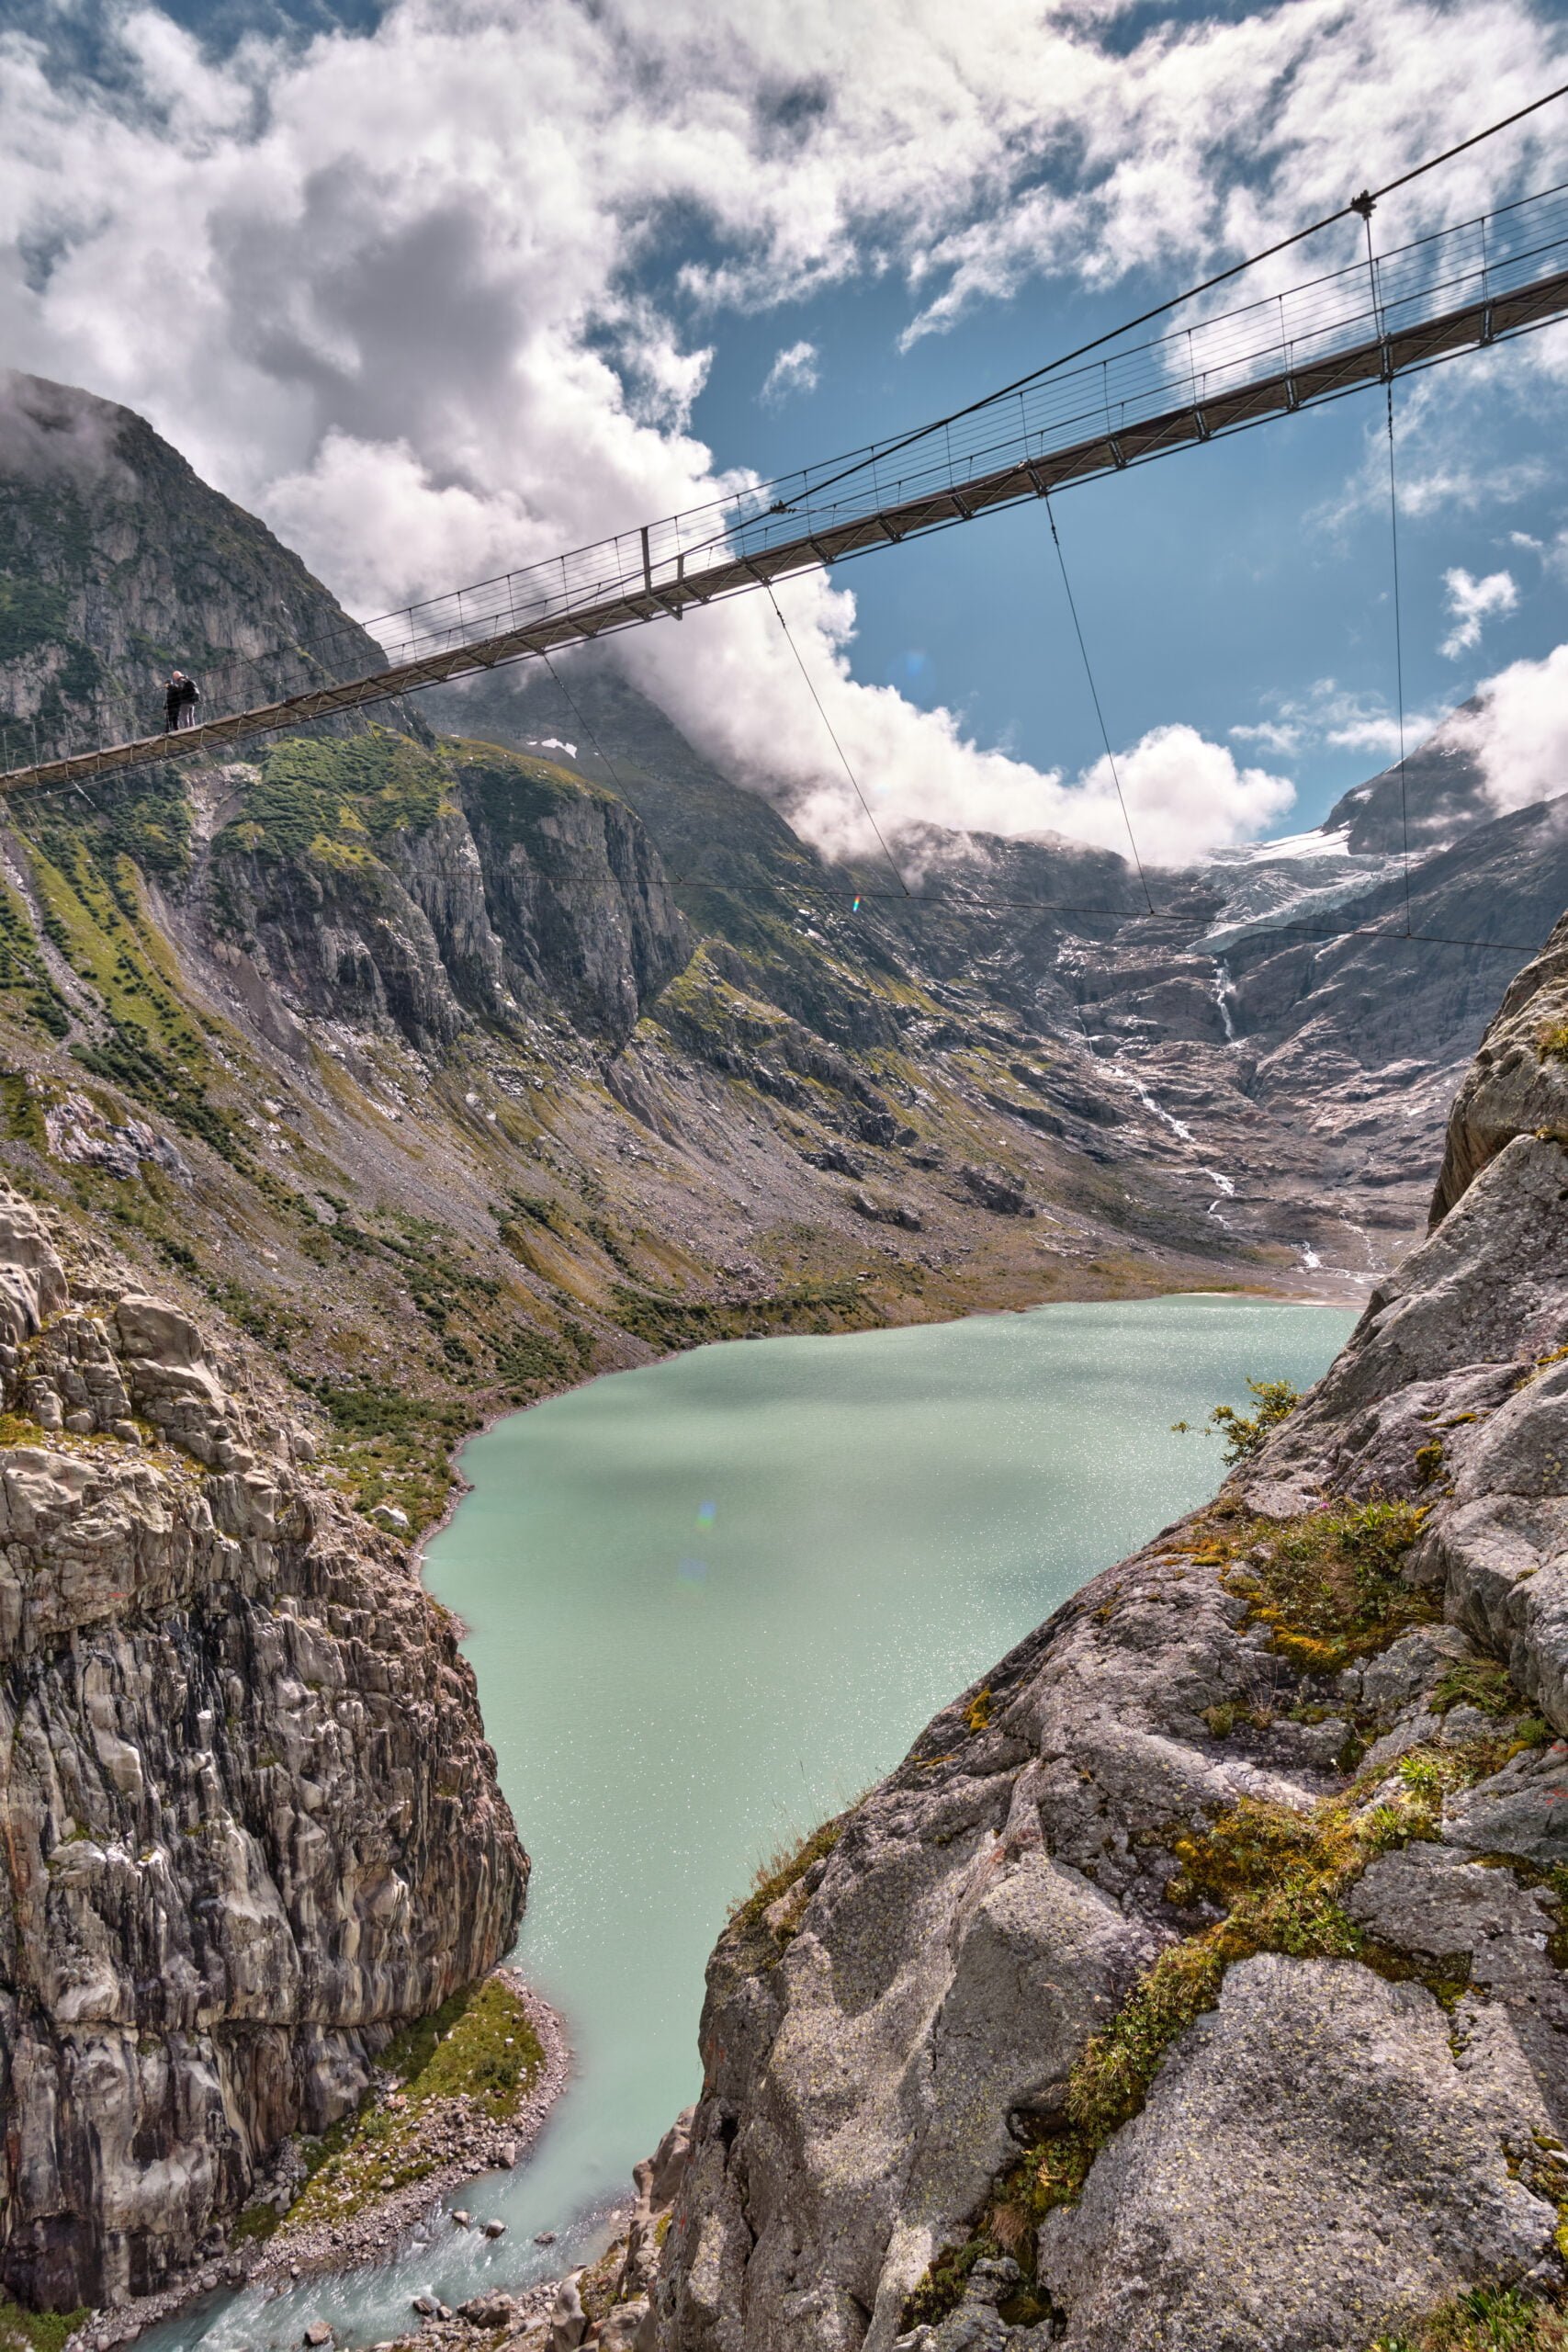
[163,670,200,731]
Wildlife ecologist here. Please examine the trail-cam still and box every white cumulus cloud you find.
[1231,680,1448,763]
[624,580,1292,868]
[1230,718,1301,754]
[1446,641,1568,813]
[2,0,1564,867]
[1439,565,1518,660]
[760,340,819,405]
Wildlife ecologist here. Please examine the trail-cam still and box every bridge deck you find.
[6,253,1568,799]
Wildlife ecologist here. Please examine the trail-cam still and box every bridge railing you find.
[6,177,1568,783]
[354,177,1568,666]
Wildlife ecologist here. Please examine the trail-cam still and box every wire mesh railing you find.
[349,178,1568,668]
[6,175,1568,787]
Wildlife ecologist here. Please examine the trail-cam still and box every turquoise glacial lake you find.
[157,1293,1353,2348]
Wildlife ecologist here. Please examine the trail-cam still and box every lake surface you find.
[155,1293,1353,2348]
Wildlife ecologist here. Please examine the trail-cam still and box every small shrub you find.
[1431,1659,1515,1719]
[900,2237,1003,2330]
[1172,1377,1300,1465]
[231,2199,282,2245]
[612,1276,869,1351]
[0,2300,90,2352]
[299,1375,469,1535]
[1387,1739,1522,1835]
[0,1073,48,1147]
[731,1815,845,1936]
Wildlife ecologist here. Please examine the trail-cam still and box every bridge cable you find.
[1043,495,1156,915]
[762,582,911,899]
[1363,202,1416,937]
[1385,368,1415,941]
[772,78,1568,517]
[536,649,634,800]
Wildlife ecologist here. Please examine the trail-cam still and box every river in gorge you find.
[152,1292,1355,2350]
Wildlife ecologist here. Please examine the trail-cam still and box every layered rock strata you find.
[0,1189,525,2311]
[647,914,1568,2350]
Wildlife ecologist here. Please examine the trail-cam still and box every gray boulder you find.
[1036,1955,1555,2351]
[550,2269,588,2350]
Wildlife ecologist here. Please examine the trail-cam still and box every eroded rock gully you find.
[638,914,1568,2350]
[0,1188,525,2312]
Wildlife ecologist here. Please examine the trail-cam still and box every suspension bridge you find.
[6,153,1568,800]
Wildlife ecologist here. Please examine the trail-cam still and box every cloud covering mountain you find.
[4,0,1568,863]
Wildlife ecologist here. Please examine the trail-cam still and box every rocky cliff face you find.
[197,729,687,1050]
[438,661,1568,1288]
[647,914,1568,2352]
[0,370,391,758]
[0,1186,525,2312]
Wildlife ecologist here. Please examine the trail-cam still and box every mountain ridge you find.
[0,368,1562,2327]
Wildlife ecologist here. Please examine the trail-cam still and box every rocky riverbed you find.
[252,1974,570,2285]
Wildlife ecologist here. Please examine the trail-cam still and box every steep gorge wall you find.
[645,914,1568,2352]
[0,1191,525,2312]
[195,731,689,1051]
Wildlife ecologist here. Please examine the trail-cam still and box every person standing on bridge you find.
[163,669,200,731]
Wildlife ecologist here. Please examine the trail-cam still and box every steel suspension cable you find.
[537,650,634,800]
[1363,204,1416,937]
[773,78,1568,517]
[1043,496,1155,915]
[762,582,910,899]
[1384,382,1415,936]
[668,868,1549,953]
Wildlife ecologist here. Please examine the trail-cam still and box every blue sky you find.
[683,200,1568,831]
[5,0,1568,859]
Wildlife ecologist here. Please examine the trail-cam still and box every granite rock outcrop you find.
[646,913,1568,2351]
[0,1186,525,2312]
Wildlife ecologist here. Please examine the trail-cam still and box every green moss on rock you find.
[1210,1496,1435,1673]
[1371,2285,1568,2349]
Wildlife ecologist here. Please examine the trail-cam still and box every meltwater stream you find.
[153,1294,1352,2350]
